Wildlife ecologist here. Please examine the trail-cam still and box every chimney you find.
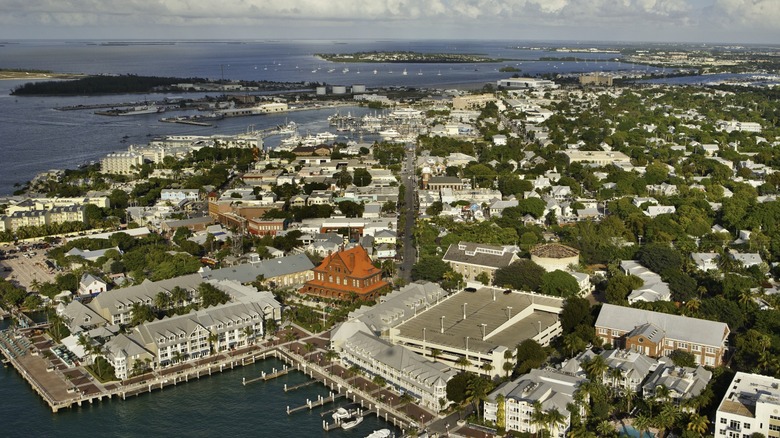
[349,252,355,267]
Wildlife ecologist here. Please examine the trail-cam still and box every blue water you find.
[0,40,634,196]
[620,425,655,438]
[0,356,399,437]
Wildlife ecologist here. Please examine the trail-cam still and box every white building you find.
[715,372,780,438]
[101,152,145,175]
[484,368,586,437]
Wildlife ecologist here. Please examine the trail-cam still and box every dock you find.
[286,392,343,414]
[242,366,289,385]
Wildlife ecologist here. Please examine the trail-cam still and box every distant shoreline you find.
[0,70,84,81]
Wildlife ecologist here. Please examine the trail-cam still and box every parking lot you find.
[0,244,57,290]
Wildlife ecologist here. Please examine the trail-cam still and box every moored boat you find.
[341,416,363,430]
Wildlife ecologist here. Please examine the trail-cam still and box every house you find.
[621,260,671,304]
[199,253,315,288]
[78,273,107,296]
[442,242,519,282]
[65,246,121,263]
[595,304,729,366]
[691,253,720,271]
[560,348,657,394]
[715,372,780,438]
[373,230,397,246]
[299,246,389,301]
[642,357,712,409]
[484,368,586,437]
[729,251,763,268]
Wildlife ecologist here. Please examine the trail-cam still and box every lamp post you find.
[480,323,487,340]
[462,302,467,320]
[506,306,512,320]
[440,316,445,334]
[422,327,426,355]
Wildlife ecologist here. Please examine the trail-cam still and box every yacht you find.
[365,429,392,438]
[343,67,350,73]
[332,407,351,422]
[402,68,407,76]
[373,69,378,75]
[341,416,363,430]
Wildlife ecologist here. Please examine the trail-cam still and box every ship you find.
[95,104,164,116]
[340,415,363,430]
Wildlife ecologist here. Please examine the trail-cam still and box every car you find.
[503,289,512,295]
[464,287,477,293]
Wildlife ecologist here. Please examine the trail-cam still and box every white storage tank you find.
[332,85,347,95]
[352,84,366,94]
[315,86,327,95]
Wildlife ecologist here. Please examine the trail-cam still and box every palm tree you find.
[584,355,608,383]
[654,403,680,438]
[347,364,361,383]
[545,408,566,437]
[608,367,624,394]
[684,298,701,316]
[596,420,616,437]
[207,332,219,354]
[430,348,442,362]
[503,361,514,378]
[482,363,494,375]
[242,326,255,346]
[455,356,471,372]
[171,286,188,307]
[633,414,651,438]
[465,377,492,420]
[155,291,171,311]
[172,350,183,365]
[686,412,709,435]
[303,342,316,360]
[77,333,92,363]
[738,289,753,310]
[530,402,547,438]
[324,350,339,369]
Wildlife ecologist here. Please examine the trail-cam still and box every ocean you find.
[0,39,633,196]
[0,354,400,437]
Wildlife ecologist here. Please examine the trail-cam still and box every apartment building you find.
[715,372,780,438]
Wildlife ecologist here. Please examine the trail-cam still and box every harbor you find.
[0,324,425,436]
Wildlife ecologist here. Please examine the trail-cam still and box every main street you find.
[400,142,417,283]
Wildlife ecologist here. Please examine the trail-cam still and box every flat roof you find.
[396,287,562,354]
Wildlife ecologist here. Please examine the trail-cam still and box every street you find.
[400,142,417,283]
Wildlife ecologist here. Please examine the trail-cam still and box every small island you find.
[317,50,505,63]
[0,69,84,81]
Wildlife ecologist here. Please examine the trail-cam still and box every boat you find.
[277,121,297,135]
[365,429,392,438]
[341,416,363,430]
[378,128,401,139]
[417,70,423,76]
[332,407,352,421]
[402,68,407,76]
[343,67,350,73]
[372,69,378,75]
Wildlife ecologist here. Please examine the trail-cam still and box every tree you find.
[515,339,547,374]
[546,408,566,437]
[669,350,697,368]
[540,270,580,298]
[633,414,652,438]
[430,348,442,362]
[493,259,546,291]
[198,282,230,308]
[637,243,682,274]
[243,326,255,346]
[455,355,471,371]
[686,412,709,435]
[560,297,592,334]
[335,168,353,189]
[130,303,155,326]
[475,271,490,286]
[352,167,372,187]
[583,355,608,383]
[337,200,364,218]
[303,341,316,359]
[465,376,493,420]
[411,256,450,282]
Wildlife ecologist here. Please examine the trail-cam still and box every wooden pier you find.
[287,392,343,414]
[242,365,289,385]
[284,380,317,392]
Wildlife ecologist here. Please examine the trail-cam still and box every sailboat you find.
[417,69,423,76]
[373,69,378,75]
[437,70,441,76]
[402,68,407,76]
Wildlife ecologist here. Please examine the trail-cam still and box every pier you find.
[286,392,343,414]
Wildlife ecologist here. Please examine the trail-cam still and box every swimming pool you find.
[620,425,655,438]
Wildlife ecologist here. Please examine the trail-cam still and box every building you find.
[621,260,671,304]
[595,304,729,366]
[442,242,519,282]
[530,244,580,272]
[484,368,586,437]
[339,330,455,412]
[160,189,200,203]
[579,73,613,86]
[452,93,496,110]
[426,176,466,191]
[199,253,315,289]
[247,218,285,236]
[562,348,658,394]
[101,152,145,175]
[78,273,107,296]
[391,286,564,377]
[496,77,558,89]
[642,357,712,408]
[562,150,631,166]
[299,246,389,301]
[715,372,780,438]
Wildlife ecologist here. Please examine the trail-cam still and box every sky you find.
[0,0,778,44]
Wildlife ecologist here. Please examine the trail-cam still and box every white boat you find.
[277,121,297,135]
[402,68,407,76]
[343,67,350,73]
[378,128,400,138]
[341,416,363,430]
[118,105,163,116]
[373,69,378,75]
[332,407,351,421]
[365,429,392,438]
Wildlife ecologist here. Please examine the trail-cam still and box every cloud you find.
[0,0,776,42]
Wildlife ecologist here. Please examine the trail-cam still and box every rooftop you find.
[396,287,562,354]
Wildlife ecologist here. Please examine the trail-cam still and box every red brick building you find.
[300,246,389,301]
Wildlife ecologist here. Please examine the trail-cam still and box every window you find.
[666,339,674,347]
[598,328,607,335]
[611,330,620,336]
[692,345,701,352]
[677,342,688,349]
[707,347,716,354]
[730,420,740,430]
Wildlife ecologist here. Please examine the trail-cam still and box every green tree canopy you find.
[493,259,545,291]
